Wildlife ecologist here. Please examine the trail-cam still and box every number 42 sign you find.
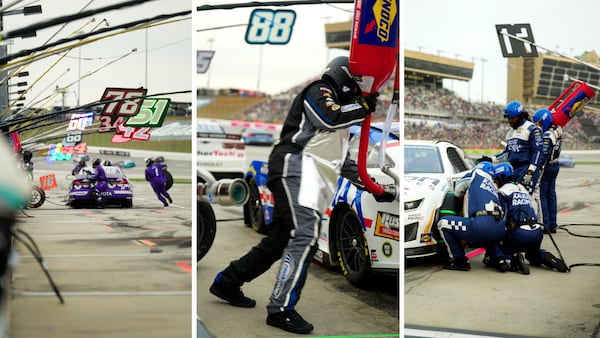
[98,88,171,143]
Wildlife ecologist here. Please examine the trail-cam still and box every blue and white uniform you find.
[498,119,543,188]
[437,167,506,261]
[497,182,543,260]
[538,125,562,232]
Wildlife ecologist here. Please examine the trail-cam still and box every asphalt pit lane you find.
[559,201,591,214]
[109,222,149,231]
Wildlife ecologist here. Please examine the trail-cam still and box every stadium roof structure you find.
[404,50,474,88]
[507,51,600,111]
[325,21,351,50]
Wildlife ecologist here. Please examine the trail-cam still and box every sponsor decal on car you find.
[374,211,399,240]
[419,233,433,244]
[382,242,393,257]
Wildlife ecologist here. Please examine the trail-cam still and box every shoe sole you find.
[209,284,256,308]
[513,254,530,275]
[266,317,313,334]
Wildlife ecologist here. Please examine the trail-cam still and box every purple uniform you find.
[145,163,172,206]
[91,165,108,204]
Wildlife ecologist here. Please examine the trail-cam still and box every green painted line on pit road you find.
[310,334,399,338]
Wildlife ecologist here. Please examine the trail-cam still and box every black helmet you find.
[92,158,101,167]
[321,56,360,103]
[103,160,112,166]
[145,157,154,167]
[23,150,32,162]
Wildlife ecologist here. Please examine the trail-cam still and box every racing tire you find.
[244,177,266,234]
[164,169,174,191]
[334,205,372,288]
[28,186,46,209]
[197,200,217,262]
[122,199,133,208]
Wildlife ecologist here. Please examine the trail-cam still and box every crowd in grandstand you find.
[229,74,397,123]
[405,85,600,150]
[198,74,600,151]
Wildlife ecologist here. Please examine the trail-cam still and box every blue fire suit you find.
[538,125,562,232]
[497,119,543,190]
[437,168,506,262]
[497,182,544,260]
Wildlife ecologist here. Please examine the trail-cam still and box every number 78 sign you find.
[99,88,171,142]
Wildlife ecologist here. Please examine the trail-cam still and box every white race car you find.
[197,119,246,180]
[403,140,471,260]
[243,122,400,287]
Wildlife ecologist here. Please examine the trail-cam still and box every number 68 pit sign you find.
[98,88,171,143]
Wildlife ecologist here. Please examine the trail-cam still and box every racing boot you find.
[167,195,173,204]
[267,310,314,334]
[209,273,256,308]
[444,256,470,271]
[510,252,530,275]
[496,258,510,273]
[542,252,569,272]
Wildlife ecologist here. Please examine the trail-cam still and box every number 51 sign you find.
[98,87,171,142]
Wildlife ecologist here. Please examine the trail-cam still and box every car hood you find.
[403,174,452,201]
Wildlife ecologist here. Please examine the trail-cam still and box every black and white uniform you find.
[266,80,369,314]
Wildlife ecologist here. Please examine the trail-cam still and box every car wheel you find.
[198,200,216,262]
[122,199,133,208]
[244,177,266,234]
[334,205,372,288]
[28,186,46,208]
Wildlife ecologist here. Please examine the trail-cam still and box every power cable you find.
[197,0,353,11]
[0,11,191,67]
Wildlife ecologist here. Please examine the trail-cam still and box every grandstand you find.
[404,47,600,150]
[196,96,265,119]
[197,19,399,124]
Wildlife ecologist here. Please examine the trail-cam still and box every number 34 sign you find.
[98,88,171,143]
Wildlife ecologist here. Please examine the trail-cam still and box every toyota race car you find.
[67,165,133,208]
[243,122,400,287]
[403,140,471,260]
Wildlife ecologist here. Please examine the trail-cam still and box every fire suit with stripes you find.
[266,80,370,314]
[437,168,506,262]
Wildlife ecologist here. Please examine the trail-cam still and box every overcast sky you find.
[4,0,192,110]
[405,0,600,105]
[196,0,355,95]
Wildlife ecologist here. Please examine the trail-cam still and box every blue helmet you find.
[504,100,523,119]
[493,162,513,181]
[532,108,553,132]
[475,161,495,176]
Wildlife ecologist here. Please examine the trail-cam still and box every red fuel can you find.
[549,80,596,127]
[349,0,399,95]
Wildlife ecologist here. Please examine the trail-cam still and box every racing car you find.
[243,122,400,287]
[403,140,471,260]
[67,165,133,208]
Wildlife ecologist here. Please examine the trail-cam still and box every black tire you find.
[244,177,266,234]
[28,186,46,209]
[122,199,133,208]
[164,169,174,190]
[197,200,217,262]
[335,205,372,288]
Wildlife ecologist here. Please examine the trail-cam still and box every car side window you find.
[446,148,469,173]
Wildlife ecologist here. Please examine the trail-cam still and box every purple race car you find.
[68,166,133,208]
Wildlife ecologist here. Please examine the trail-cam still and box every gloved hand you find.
[374,184,397,203]
[358,92,379,113]
[522,173,533,190]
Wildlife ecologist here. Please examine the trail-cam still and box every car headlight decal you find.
[404,198,423,211]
